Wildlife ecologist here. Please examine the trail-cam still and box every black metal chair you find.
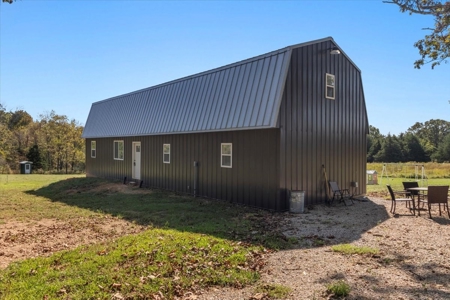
[387,185,415,215]
[328,181,353,206]
[418,186,450,218]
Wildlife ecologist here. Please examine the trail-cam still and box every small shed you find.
[19,161,33,174]
[367,170,378,185]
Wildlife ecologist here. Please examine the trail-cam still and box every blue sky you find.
[1,1,449,135]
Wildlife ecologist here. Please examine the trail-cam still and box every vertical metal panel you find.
[82,49,291,139]
[278,41,368,206]
[85,129,280,210]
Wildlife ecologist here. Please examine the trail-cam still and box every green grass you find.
[326,280,351,298]
[0,174,292,299]
[0,229,262,299]
[0,174,89,221]
[366,162,450,197]
[331,244,379,255]
[366,177,450,197]
[0,175,291,249]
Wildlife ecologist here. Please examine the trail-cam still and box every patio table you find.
[407,187,428,213]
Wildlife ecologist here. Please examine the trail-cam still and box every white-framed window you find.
[163,144,170,164]
[221,143,232,168]
[325,73,335,100]
[114,140,124,160]
[91,141,96,158]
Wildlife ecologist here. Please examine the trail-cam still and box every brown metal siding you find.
[278,40,368,205]
[85,129,283,210]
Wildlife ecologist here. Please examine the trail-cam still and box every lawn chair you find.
[418,186,449,218]
[387,185,415,215]
[328,181,353,206]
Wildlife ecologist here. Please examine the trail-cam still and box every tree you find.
[367,125,384,162]
[0,123,13,167]
[385,0,450,68]
[432,133,450,161]
[374,134,404,162]
[26,144,43,170]
[407,119,450,156]
[401,132,430,161]
[8,110,33,130]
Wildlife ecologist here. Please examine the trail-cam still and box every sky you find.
[1,0,449,135]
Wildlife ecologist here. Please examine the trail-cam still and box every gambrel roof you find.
[82,37,355,138]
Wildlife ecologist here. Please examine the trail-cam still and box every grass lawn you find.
[0,174,289,299]
[366,177,450,197]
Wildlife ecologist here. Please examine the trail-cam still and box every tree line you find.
[0,104,85,173]
[1,103,448,173]
[367,119,450,163]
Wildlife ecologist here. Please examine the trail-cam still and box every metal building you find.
[82,37,369,211]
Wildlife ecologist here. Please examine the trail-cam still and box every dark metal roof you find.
[82,37,350,138]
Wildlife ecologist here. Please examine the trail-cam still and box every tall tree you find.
[385,0,450,68]
[8,110,33,158]
[367,125,384,162]
[26,144,43,170]
[400,132,430,161]
[432,133,450,161]
[407,119,450,155]
[374,134,404,162]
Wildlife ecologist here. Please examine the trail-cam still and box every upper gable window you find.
[114,140,124,160]
[91,141,96,158]
[326,73,335,100]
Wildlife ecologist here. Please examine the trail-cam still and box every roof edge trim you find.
[81,125,279,139]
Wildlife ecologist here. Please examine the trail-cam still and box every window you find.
[114,140,124,160]
[325,73,335,100]
[163,144,170,163]
[91,141,96,158]
[221,143,232,168]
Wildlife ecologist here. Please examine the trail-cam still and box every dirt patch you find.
[0,216,147,269]
[66,182,152,195]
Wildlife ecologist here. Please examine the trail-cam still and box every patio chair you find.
[386,185,415,215]
[328,181,353,206]
[418,186,450,218]
[402,181,419,208]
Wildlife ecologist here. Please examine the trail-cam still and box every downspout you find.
[193,161,199,197]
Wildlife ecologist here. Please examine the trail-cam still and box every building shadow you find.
[26,177,391,250]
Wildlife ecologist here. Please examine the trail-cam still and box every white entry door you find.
[132,142,141,180]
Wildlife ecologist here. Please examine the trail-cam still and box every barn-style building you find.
[82,37,369,211]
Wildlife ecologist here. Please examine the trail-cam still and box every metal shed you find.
[19,161,33,174]
[367,170,378,185]
[82,37,369,211]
